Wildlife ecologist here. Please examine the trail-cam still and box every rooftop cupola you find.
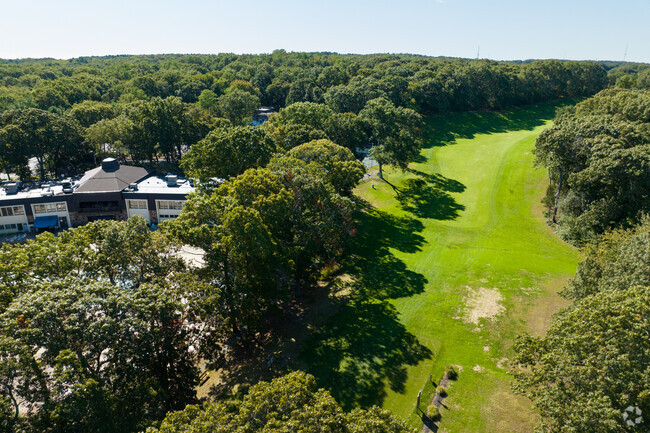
[101,158,120,172]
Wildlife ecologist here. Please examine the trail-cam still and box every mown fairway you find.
[299,102,580,432]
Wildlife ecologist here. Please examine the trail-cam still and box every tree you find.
[216,89,260,125]
[197,89,219,115]
[0,124,30,180]
[69,100,118,128]
[326,112,368,153]
[166,173,292,333]
[0,280,201,433]
[0,218,216,432]
[181,125,276,181]
[0,217,187,312]
[146,371,415,433]
[563,219,650,300]
[263,102,368,152]
[287,139,365,195]
[128,96,209,163]
[359,97,423,179]
[534,90,650,243]
[266,157,356,285]
[514,286,650,433]
[0,108,86,179]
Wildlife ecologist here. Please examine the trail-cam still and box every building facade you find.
[0,158,194,234]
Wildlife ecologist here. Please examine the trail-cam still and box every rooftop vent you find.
[101,158,120,172]
[129,183,138,191]
[165,174,178,187]
[4,182,20,195]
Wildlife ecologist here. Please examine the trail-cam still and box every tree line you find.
[534,88,650,244]
[0,53,608,180]
[515,82,650,433]
[514,219,650,432]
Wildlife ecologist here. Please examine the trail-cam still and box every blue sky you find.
[1,0,648,62]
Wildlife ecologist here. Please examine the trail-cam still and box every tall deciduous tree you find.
[287,139,365,195]
[0,280,201,433]
[359,97,423,179]
[514,286,650,433]
[0,108,86,179]
[181,126,276,182]
[216,89,260,125]
[146,371,415,433]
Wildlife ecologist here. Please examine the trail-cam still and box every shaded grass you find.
[299,100,580,432]
[423,99,580,147]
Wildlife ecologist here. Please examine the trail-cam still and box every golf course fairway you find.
[354,102,580,432]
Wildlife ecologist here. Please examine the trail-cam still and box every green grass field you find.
[299,101,580,432]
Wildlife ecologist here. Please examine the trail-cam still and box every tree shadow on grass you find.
[397,178,465,220]
[346,205,427,299]
[299,203,431,408]
[301,298,432,410]
[408,169,466,194]
[423,99,576,148]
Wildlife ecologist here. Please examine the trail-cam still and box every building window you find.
[128,200,148,210]
[158,200,184,210]
[34,202,67,214]
[0,206,24,216]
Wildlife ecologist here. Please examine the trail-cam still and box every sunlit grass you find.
[302,101,579,433]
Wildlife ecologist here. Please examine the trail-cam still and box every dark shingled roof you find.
[75,163,151,193]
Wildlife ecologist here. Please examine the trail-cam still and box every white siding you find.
[0,205,28,233]
[126,199,150,223]
[155,199,185,223]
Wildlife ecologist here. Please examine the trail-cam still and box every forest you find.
[0,53,608,180]
[0,53,649,433]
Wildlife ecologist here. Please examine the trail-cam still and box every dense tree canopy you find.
[0,108,87,179]
[147,371,415,433]
[0,53,610,179]
[286,139,365,195]
[514,286,650,433]
[534,89,650,244]
[181,125,276,181]
[165,159,356,333]
[0,218,220,433]
[561,216,650,295]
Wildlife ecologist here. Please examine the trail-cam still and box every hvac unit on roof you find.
[165,174,178,187]
[4,182,20,195]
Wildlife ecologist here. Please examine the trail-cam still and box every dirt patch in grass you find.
[481,379,539,433]
[462,287,505,325]
[515,277,571,337]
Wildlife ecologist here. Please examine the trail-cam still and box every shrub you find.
[427,405,441,421]
[436,385,447,397]
[445,365,458,380]
[319,260,341,280]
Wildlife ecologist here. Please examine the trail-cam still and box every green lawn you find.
[298,101,580,432]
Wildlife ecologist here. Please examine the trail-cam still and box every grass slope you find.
[300,101,579,433]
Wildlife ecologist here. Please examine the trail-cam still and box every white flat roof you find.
[0,184,71,201]
[132,175,194,194]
